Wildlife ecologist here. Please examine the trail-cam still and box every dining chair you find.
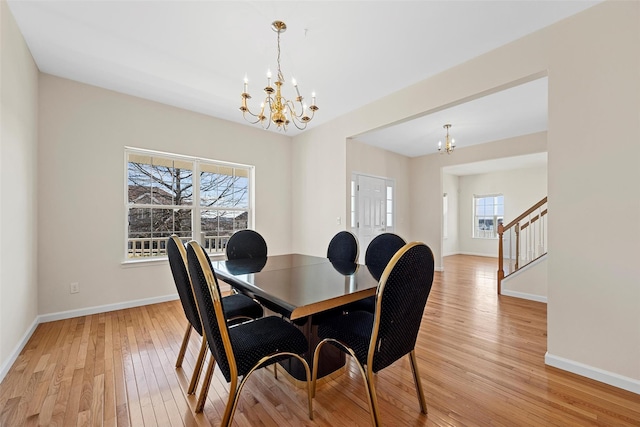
[166,235,263,395]
[346,232,406,313]
[225,229,296,334]
[186,240,314,424]
[365,232,406,270]
[327,230,359,263]
[311,242,435,426]
[225,229,268,260]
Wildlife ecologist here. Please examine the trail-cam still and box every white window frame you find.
[473,194,504,239]
[124,147,254,261]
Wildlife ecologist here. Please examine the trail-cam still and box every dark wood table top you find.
[211,254,380,320]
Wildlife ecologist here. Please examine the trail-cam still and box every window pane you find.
[200,166,249,209]
[151,157,193,206]
[127,155,193,206]
[127,208,191,258]
[201,209,249,254]
[128,161,153,203]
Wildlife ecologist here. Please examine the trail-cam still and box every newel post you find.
[497,223,504,295]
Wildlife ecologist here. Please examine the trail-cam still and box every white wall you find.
[292,1,640,391]
[458,165,547,257]
[37,75,293,316]
[0,0,39,378]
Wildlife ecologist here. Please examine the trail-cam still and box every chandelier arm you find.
[285,99,304,119]
[241,109,265,125]
[291,120,308,131]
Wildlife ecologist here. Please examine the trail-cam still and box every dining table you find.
[210,254,381,381]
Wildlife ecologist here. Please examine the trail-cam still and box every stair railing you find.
[497,197,547,294]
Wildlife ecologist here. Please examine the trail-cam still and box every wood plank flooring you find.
[1,255,638,426]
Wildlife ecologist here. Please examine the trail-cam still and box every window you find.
[126,148,253,259]
[473,194,503,239]
[350,179,356,228]
[443,193,448,239]
[386,185,393,228]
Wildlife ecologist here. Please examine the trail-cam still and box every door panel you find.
[355,175,389,264]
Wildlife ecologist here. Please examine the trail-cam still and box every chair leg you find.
[175,323,192,368]
[296,354,314,421]
[409,350,428,414]
[187,336,208,395]
[221,377,239,427]
[195,356,216,413]
[273,362,278,379]
[221,353,314,426]
[311,339,328,398]
[364,368,382,427]
[314,339,376,424]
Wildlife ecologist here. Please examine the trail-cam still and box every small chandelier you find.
[438,124,455,154]
[240,20,318,131]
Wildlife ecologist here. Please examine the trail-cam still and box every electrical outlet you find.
[70,282,79,294]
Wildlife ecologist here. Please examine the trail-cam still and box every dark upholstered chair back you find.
[371,242,434,372]
[167,235,202,336]
[187,241,235,382]
[364,233,406,272]
[226,230,268,260]
[327,231,359,263]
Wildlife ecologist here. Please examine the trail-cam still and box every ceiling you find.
[8,1,601,171]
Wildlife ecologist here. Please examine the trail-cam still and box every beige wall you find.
[2,0,638,393]
[411,133,548,269]
[502,257,548,301]
[458,165,547,257]
[292,0,640,389]
[0,0,39,375]
[442,173,459,257]
[545,1,640,383]
[37,75,293,315]
[346,139,411,242]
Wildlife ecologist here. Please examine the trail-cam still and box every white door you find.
[353,174,393,264]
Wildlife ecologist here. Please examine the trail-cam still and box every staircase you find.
[497,197,547,294]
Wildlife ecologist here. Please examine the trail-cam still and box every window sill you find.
[121,252,226,268]
[121,257,168,268]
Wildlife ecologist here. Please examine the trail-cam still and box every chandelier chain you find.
[276,29,284,83]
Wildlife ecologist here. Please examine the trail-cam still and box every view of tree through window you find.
[473,194,504,239]
[126,149,252,259]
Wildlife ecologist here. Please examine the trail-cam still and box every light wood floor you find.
[1,255,638,426]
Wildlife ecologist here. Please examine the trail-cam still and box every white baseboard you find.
[0,294,180,383]
[458,251,497,258]
[500,289,547,303]
[545,352,640,395]
[0,317,40,383]
[38,293,179,323]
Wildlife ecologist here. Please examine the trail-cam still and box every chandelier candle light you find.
[240,20,318,131]
[438,124,455,154]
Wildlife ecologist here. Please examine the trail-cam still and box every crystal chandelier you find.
[240,21,318,131]
[438,124,455,154]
